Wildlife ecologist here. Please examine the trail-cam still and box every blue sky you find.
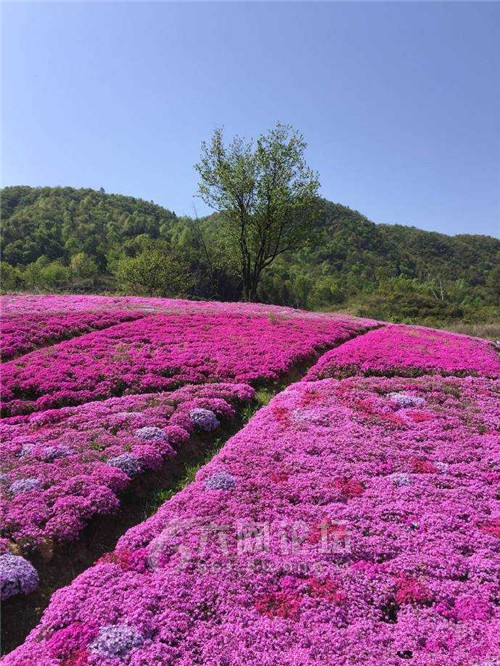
[3,2,499,236]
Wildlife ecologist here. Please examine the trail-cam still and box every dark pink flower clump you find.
[255,590,302,620]
[394,574,434,606]
[46,621,99,665]
[308,519,349,544]
[306,576,346,604]
[333,476,365,498]
[478,518,500,538]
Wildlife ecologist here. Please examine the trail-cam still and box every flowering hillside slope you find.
[1,308,377,416]
[305,324,500,380]
[0,295,378,607]
[4,376,498,665]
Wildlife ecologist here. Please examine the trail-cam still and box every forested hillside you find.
[1,186,499,327]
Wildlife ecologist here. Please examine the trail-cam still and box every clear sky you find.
[2,1,499,237]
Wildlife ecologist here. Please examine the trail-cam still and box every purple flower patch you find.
[135,426,168,440]
[389,472,412,487]
[204,471,236,490]
[41,445,74,462]
[107,454,142,477]
[9,478,41,495]
[190,408,220,432]
[18,445,33,459]
[0,554,39,600]
[388,392,426,408]
[89,624,144,657]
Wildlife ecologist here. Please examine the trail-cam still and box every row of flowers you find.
[0,382,255,598]
[1,310,145,360]
[1,293,366,362]
[304,324,500,381]
[5,375,498,664]
[1,293,377,319]
[1,310,377,415]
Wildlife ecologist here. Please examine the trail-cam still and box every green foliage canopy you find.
[195,124,320,300]
[114,243,194,297]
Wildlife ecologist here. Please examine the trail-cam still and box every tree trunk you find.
[241,277,259,302]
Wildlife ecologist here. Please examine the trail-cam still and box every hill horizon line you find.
[3,184,497,241]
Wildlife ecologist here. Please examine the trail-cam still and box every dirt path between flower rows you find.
[1,324,382,655]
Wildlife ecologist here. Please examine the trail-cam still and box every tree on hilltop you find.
[195,123,320,301]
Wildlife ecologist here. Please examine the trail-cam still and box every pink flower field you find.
[4,376,499,665]
[1,304,376,416]
[305,324,500,380]
[1,294,499,664]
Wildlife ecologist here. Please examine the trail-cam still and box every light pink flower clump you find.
[305,324,500,380]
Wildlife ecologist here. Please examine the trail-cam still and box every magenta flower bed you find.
[305,324,500,380]
[0,383,254,583]
[0,293,373,319]
[1,295,141,316]
[0,311,146,360]
[0,294,182,318]
[1,311,376,416]
[6,376,498,665]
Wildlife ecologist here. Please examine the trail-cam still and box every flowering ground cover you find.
[0,294,192,318]
[1,310,377,415]
[0,311,146,360]
[0,383,254,598]
[305,324,500,380]
[1,295,138,317]
[5,375,498,665]
[0,293,371,319]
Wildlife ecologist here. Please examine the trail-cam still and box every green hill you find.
[1,185,499,327]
